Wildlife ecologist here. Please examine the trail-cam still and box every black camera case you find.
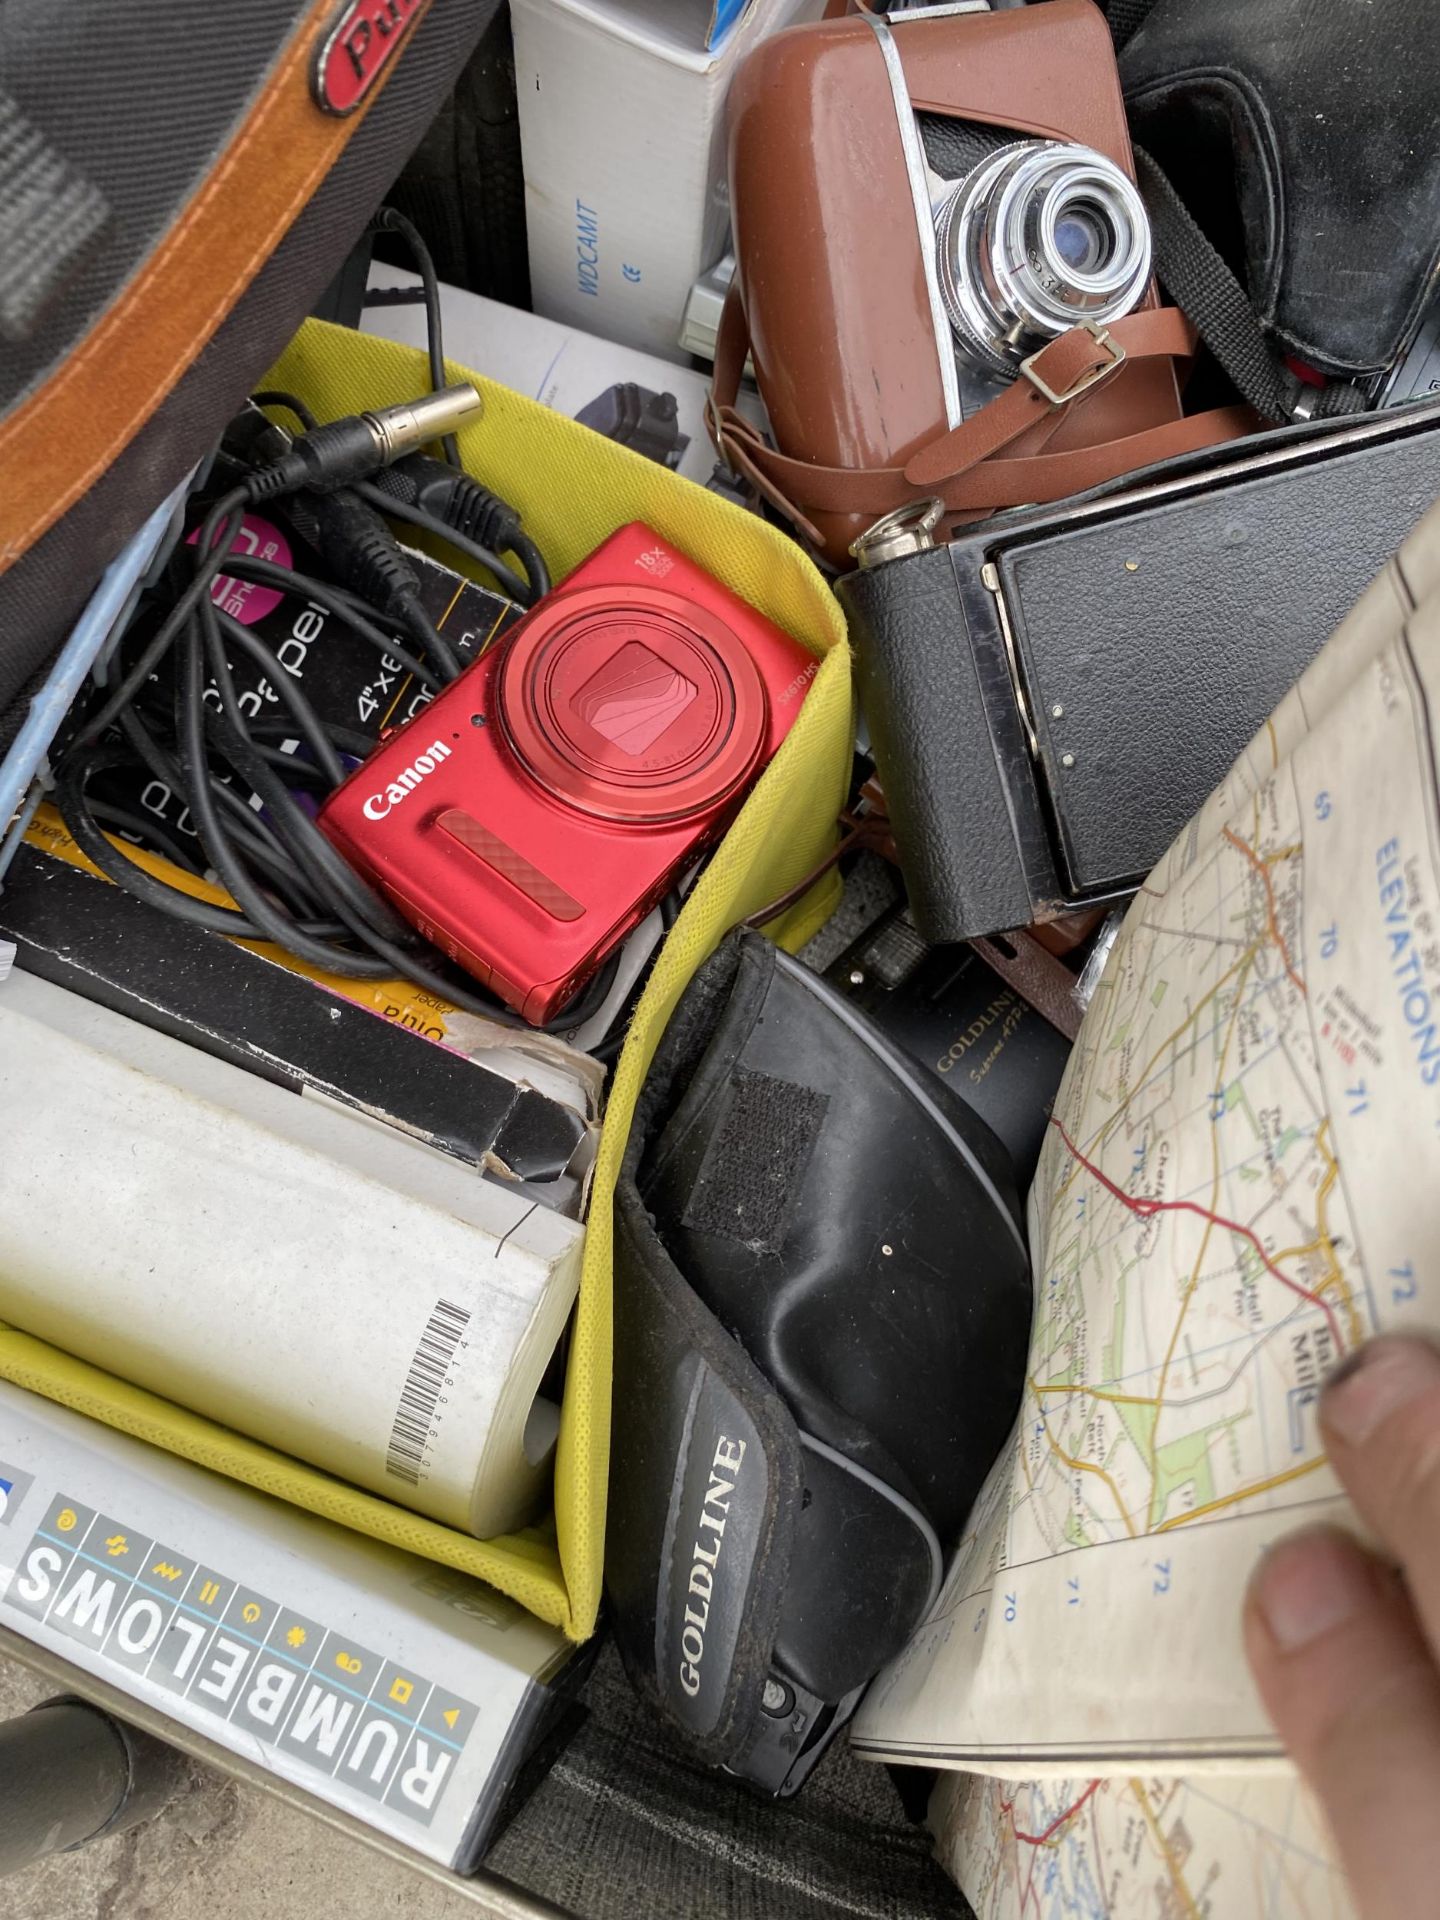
[605,930,1032,1795]
[841,400,1440,944]
[1119,0,1440,384]
[0,0,497,754]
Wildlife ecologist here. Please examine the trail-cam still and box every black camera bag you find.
[607,930,1033,1796]
[0,0,499,756]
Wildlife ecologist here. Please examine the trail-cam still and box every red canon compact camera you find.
[318,524,818,1024]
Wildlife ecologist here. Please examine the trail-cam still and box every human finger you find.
[1244,1522,1440,1920]
[1320,1334,1440,1656]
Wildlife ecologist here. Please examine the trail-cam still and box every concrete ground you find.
[0,1659,496,1920]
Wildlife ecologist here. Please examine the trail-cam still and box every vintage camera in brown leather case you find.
[711,0,1253,568]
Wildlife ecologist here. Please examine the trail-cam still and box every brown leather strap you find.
[901,305,1198,485]
[710,292,1196,464]
[706,286,830,544]
[713,393,1254,525]
[971,931,1083,1043]
[709,282,748,420]
[706,290,1252,542]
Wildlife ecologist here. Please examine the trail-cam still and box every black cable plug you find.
[220,400,296,471]
[286,488,420,619]
[283,488,462,683]
[247,386,483,500]
[368,453,522,555]
[365,455,551,602]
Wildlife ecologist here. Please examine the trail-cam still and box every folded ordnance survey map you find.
[931,1772,1347,1920]
[852,497,1440,1918]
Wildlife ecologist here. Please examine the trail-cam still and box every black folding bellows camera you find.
[842,402,1440,943]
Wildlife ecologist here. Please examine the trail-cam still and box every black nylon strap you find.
[1135,146,1370,425]
[1134,146,1289,421]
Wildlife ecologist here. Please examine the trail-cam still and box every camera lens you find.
[1053,199,1115,275]
[934,141,1152,380]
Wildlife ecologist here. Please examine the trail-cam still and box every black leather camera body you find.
[840,399,1440,944]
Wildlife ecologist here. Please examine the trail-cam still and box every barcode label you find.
[386,1298,472,1486]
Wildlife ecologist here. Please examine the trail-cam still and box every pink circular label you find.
[186,512,293,626]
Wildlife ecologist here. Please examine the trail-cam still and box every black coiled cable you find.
[51,212,594,1034]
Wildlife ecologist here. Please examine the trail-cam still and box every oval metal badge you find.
[312,0,428,116]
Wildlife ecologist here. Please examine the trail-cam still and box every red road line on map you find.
[1050,1119,1344,1353]
[1000,1778,1102,1846]
[1222,824,1307,998]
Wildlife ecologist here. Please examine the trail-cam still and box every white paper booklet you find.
[850,500,1440,1917]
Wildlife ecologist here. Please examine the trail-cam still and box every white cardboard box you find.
[0,972,584,1542]
[511,0,821,362]
[0,1380,578,1871]
[364,262,764,500]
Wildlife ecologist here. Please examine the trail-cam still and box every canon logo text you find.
[362,739,452,821]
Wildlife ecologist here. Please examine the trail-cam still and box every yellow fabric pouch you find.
[0,321,854,1639]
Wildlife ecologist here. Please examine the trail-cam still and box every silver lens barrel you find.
[934,141,1152,379]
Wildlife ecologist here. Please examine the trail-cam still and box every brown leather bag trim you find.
[0,0,433,573]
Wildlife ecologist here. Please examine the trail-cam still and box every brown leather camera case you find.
[713,0,1252,565]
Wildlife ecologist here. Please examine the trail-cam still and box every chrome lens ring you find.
[935,140,1152,378]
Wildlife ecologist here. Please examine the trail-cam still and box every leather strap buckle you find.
[1020,322,1127,406]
